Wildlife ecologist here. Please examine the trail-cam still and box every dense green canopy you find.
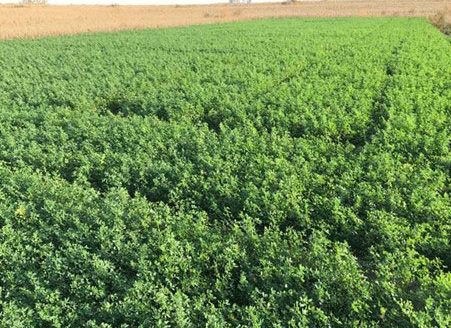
[0,18,450,327]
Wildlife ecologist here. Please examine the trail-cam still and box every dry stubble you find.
[0,0,450,40]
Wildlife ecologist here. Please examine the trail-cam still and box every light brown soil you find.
[0,1,450,40]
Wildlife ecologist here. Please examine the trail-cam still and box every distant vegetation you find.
[0,18,449,327]
[21,0,47,4]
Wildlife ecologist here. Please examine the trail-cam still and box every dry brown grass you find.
[429,7,451,34]
[0,1,450,40]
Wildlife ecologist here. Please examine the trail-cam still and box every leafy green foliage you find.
[0,18,450,327]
